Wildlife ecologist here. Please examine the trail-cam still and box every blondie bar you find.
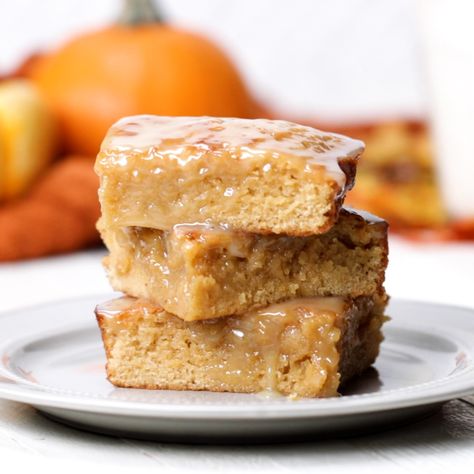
[96,116,364,235]
[96,292,387,398]
[99,208,388,321]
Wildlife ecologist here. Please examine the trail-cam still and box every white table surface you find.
[0,236,474,473]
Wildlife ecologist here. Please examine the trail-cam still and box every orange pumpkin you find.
[31,0,261,156]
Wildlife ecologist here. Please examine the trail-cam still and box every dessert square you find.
[95,116,364,236]
[96,292,388,398]
[99,207,388,321]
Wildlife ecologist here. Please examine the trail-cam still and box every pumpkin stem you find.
[118,0,163,25]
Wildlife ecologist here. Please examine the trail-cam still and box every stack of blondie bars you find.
[94,116,388,398]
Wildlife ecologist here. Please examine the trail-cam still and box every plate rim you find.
[0,294,473,421]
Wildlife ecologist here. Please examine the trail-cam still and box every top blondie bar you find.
[96,116,364,235]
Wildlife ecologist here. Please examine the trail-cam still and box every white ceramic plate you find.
[0,294,473,443]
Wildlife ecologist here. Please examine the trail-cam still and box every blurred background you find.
[1,0,424,118]
[0,0,473,304]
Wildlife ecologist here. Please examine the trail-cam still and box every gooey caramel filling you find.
[191,297,345,395]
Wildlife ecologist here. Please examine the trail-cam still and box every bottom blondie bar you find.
[96,292,387,398]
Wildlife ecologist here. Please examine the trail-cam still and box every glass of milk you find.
[417,0,474,219]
